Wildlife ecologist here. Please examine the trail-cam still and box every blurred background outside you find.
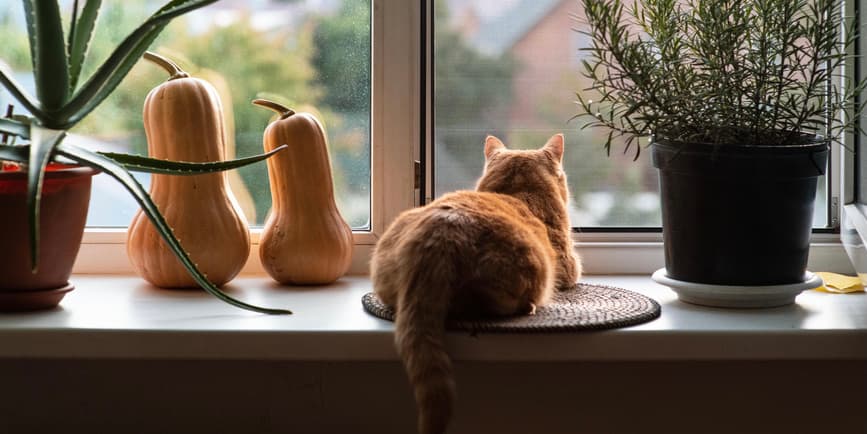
[0,0,371,228]
[433,0,827,228]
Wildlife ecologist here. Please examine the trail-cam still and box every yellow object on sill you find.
[813,272,865,294]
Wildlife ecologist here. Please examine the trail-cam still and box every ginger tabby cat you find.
[370,134,581,434]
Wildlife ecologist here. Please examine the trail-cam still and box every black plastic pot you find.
[651,139,829,286]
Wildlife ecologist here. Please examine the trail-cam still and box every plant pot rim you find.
[651,133,829,150]
[0,164,100,181]
[651,136,829,177]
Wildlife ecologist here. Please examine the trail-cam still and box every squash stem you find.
[252,98,295,120]
[143,51,190,80]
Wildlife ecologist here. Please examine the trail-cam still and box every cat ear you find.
[542,134,565,163]
[484,135,506,159]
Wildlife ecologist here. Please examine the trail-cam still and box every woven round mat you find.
[361,282,661,332]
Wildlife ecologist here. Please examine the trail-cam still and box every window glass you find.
[433,0,828,228]
[0,0,371,229]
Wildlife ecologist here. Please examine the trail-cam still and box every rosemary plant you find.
[0,0,290,314]
[575,0,867,158]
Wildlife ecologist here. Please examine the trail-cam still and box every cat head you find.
[476,134,569,203]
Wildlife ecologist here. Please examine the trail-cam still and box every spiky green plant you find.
[575,0,867,158]
[0,0,291,314]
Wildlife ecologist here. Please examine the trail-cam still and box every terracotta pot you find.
[0,164,98,311]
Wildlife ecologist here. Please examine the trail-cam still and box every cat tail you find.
[395,250,457,434]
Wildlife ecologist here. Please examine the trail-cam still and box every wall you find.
[1,359,864,433]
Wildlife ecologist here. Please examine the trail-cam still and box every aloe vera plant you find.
[0,0,291,314]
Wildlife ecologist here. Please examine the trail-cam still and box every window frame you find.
[74,0,421,276]
[420,0,853,274]
[425,0,841,234]
[73,0,855,277]
[839,0,867,277]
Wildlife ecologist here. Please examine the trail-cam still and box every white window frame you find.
[839,0,867,277]
[73,0,855,277]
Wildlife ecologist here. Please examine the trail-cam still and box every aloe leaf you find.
[57,0,218,128]
[54,142,292,315]
[0,143,30,163]
[54,30,160,129]
[0,66,47,119]
[21,0,37,73]
[26,0,70,111]
[0,118,32,140]
[26,125,67,272]
[68,0,103,92]
[99,145,287,175]
[152,0,215,17]
[67,1,79,55]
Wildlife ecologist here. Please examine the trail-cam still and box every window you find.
[0,1,851,275]
[840,0,867,279]
[0,0,372,229]
[0,0,421,275]
[431,0,831,229]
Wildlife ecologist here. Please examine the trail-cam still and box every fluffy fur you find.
[370,134,582,434]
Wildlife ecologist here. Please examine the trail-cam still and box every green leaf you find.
[67,0,79,59]
[152,0,215,18]
[26,125,67,272]
[21,0,37,74]
[99,145,288,175]
[0,143,30,163]
[54,142,292,315]
[52,30,160,129]
[0,117,31,140]
[26,0,70,111]
[67,0,103,92]
[0,65,47,119]
[56,0,219,129]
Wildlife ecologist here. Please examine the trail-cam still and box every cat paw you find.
[527,303,537,315]
[556,280,578,291]
[557,259,580,291]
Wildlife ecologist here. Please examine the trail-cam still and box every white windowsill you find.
[1,274,865,361]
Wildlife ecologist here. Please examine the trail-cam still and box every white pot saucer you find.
[651,268,824,308]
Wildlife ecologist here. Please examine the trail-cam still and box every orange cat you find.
[370,134,581,434]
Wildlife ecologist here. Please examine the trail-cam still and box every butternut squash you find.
[127,52,250,288]
[254,99,352,284]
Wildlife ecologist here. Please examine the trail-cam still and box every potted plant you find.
[575,0,866,307]
[0,0,289,314]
